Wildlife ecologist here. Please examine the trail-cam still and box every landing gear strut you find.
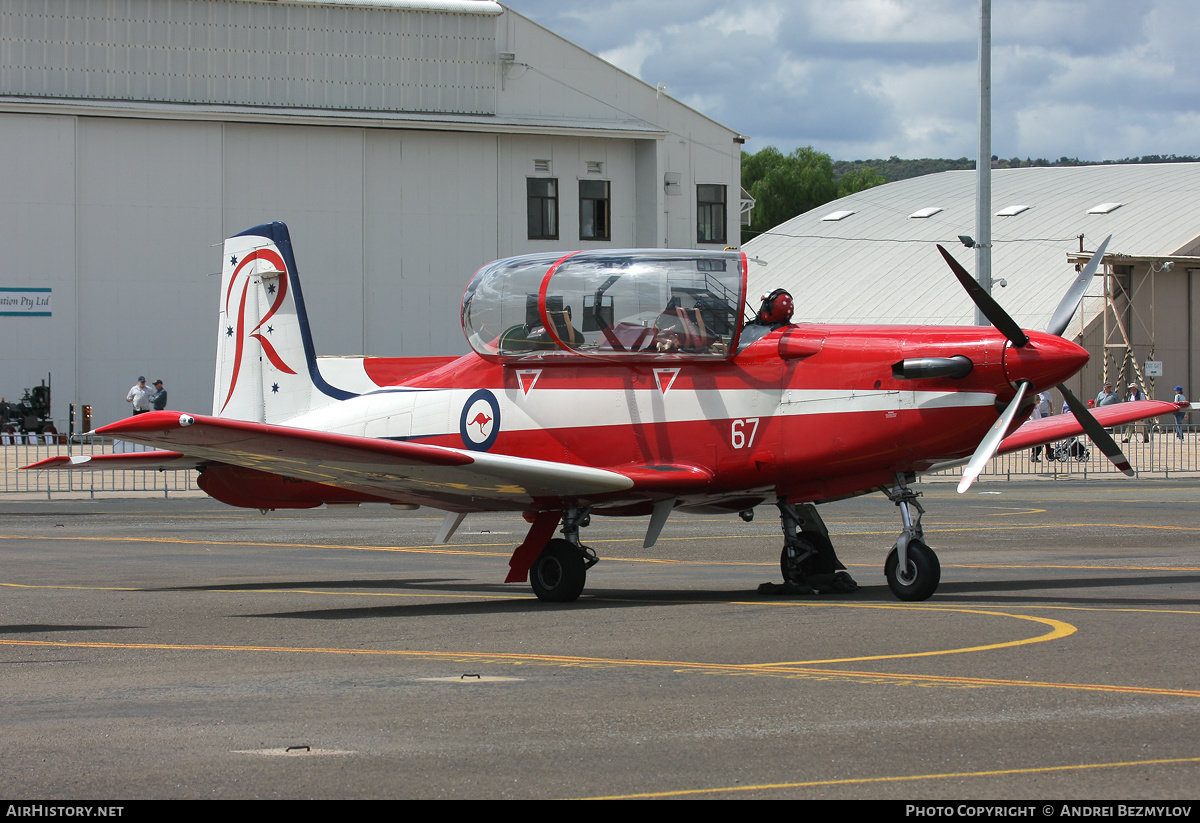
[527,507,598,603]
[883,473,941,601]
[776,497,858,593]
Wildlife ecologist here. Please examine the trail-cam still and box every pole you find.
[975,0,992,326]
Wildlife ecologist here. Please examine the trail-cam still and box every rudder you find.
[213,222,353,422]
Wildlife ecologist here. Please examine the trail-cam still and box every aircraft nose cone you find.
[1002,332,1089,390]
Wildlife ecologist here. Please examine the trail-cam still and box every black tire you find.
[884,540,941,601]
[530,539,587,603]
[779,531,834,582]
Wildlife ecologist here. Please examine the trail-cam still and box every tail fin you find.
[213,222,354,423]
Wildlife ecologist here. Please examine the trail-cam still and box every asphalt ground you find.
[1,479,1198,800]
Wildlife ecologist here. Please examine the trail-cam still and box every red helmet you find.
[758,289,794,325]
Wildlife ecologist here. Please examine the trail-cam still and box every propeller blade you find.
[1046,235,1111,338]
[958,380,1030,493]
[1057,382,1134,476]
[938,245,1030,348]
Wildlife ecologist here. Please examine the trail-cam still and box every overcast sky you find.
[501,0,1200,162]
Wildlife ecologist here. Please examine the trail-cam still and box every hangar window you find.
[527,178,559,240]
[697,184,727,244]
[580,180,610,241]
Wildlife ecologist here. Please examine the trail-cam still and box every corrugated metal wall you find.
[1,0,498,113]
[0,113,657,425]
[0,1,744,427]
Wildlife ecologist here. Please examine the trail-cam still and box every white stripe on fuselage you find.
[283,387,998,440]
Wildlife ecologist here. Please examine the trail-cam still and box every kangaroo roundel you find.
[459,389,500,451]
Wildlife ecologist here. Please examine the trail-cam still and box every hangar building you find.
[0,0,743,427]
[744,163,1200,404]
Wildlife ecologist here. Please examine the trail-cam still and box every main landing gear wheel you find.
[884,540,940,601]
[530,538,587,603]
[779,532,833,582]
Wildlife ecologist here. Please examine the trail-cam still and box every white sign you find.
[0,288,51,316]
[1145,360,1163,377]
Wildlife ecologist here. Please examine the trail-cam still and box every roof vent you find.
[909,207,943,219]
[1087,202,1123,215]
[821,210,855,222]
[996,204,1031,217]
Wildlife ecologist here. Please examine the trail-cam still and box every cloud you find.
[502,0,1200,161]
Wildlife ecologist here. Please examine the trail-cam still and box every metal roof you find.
[743,163,1200,336]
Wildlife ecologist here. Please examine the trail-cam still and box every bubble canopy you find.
[461,249,748,362]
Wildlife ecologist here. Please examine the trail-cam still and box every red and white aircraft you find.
[30,223,1181,602]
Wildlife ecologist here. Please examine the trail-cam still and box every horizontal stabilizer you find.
[24,451,202,471]
[925,400,1182,475]
[997,400,1183,454]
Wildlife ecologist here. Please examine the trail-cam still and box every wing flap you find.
[90,411,633,508]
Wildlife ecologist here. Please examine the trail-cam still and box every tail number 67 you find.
[730,418,760,449]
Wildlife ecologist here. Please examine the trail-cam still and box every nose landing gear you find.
[883,474,940,601]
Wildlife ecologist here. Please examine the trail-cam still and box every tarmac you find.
[1,479,1198,799]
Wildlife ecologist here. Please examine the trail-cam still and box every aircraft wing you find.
[62,411,638,510]
[996,400,1185,454]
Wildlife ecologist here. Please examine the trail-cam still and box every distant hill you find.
[833,155,1200,184]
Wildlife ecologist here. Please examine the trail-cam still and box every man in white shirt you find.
[125,376,153,415]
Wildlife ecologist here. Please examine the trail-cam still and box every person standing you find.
[1030,391,1053,462]
[125,376,153,415]
[1096,382,1119,407]
[1173,385,1188,440]
[150,379,167,411]
[1122,382,1148,443]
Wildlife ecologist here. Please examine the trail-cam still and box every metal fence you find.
[1,436,199,498]
[5,422,1200,499]
[924,420,1200,483]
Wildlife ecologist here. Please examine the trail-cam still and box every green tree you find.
[836,167,887,197]
[742,146,884,242]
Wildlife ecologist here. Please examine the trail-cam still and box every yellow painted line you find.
[943,604,1200,617]
[0,581,512,600]
[0,533,514,557]
[4,533,1200,575]
[833,523,1200,536]
[2,637,1198,700]
[981,507,1047,516]
[749,606,1074,666]
[0,582,138,592]
[948,562,1200,571]
[697,665,1200,698]
[5,580,1199,617]
[579,755,1200,799]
